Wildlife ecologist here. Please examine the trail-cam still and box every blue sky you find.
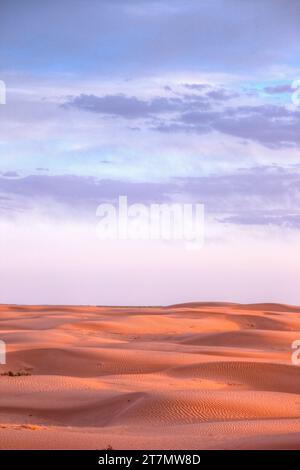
[1,0,300,304]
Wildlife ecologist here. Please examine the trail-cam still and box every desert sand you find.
[1,302,300,450]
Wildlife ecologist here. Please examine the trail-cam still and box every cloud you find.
[264,84,292,94]
[206,89,239,101]
[0,174,175,219]
[63,88,300,148]
[63,92,210,118]
[1,171,20,178]
[64,94,140,118]
[183,83,210,91]
[214,105,300,148]
[219,212,300,228]
[156,104,300,148]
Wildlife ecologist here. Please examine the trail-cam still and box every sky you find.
[1,0,300,305]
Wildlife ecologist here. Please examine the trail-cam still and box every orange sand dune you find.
[1,302,300,449]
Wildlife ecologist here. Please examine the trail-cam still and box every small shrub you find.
[1,370,32,377]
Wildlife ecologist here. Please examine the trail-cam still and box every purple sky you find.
[1,0,300,305]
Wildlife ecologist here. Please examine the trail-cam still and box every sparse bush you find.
[1,370,32,377]
[103,444,114,450]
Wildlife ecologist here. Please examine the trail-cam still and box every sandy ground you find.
[1,302,300,449]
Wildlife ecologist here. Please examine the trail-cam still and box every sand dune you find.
[0,302,300,449]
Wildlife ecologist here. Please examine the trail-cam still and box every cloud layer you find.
[1,166,300,228]
[65,91,300,148]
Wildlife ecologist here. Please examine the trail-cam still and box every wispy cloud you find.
[1,166,300,229]
[65,89,300,149]
[63,92,210,118]
[264,83,293,94]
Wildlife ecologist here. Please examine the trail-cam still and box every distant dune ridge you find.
[1,302,300,450]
